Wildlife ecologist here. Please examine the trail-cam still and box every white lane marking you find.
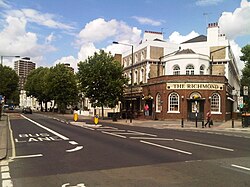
[2,179,13,187]
[8,115,16,158]
[102,131,126,139]
[130,137,173,141]
[69,141,78,145]
[21,115,69,140]
[12,154,43,159]
[127,130,157,137]
[0,161,9,166]
[0,166,9,172]
[97,129,125,132]
[1,172,11,179]
[140,140,192,155]
[66,146,83,153]
[82,126,95,131]
[175,139,234,152]
[97,126,116,129]
[231,164,250,171]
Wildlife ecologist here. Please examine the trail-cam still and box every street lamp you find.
[113,41,134,123]
[1,55,20,65]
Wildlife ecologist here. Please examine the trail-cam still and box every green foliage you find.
[240,45,250,111]
[77,50,128,111]
[0,64,19,103]
[25,67,51,104]
[48,64,79,113]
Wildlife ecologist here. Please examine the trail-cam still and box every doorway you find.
[187,99,204,121]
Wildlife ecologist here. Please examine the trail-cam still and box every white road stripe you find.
[127,130,157,137]
[13,154,43,159]
[82,126,95,131]
[140,140,192,155]
[66,146,84,153]
[175,139,234,152]
[97,129,124,132]
[1,172,11,179]
[21,115,69,140]
[69,141,78,145]
[231,164,250,171]
[0,166,9,172]
[2,179,13,187]
[130,137,173,141]
[102,131,126,139]
[8,115,16,158]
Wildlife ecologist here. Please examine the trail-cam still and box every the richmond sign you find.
[166,83,224,90]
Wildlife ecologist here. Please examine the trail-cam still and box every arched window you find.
[129,56,132,65]
[134,70,138,84]
[173,65,180,75]
[140,68,144,83]
[211,93,221,113]
[141,51,145,60]
[135,53,138,63]
[186,65,194,75]
[168,93,179,112]
[200,65,205,75]
[156,93,162,112]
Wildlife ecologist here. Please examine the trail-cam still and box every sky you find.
[0,0,249,72]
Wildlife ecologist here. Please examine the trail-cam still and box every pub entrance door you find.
[187,99,205,121]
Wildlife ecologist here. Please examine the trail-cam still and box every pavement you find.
[1,111,250,161]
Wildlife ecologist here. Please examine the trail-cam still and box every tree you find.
[77,50,128,118]
[25,67,51,111]
[240,44,250,111]
[48,64,79,113]
[0,64,19,104]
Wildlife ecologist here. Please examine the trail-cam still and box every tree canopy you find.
[240,44,250,111]
[0,64,19,104]
[77,50,128,117]
[47,64,79,113]
[25,67,51,111]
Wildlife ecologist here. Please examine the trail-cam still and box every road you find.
[1,112,250,187]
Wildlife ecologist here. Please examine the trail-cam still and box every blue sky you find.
[0,0,249,71]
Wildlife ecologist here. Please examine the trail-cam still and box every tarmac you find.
[1,111,250,160]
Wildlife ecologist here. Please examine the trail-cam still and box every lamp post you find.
[113,41,134,123]
[1,55,20,65]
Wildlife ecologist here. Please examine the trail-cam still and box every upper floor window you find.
[186,65,194,75]
[135,54,138,63]
[200,65,205,75]
[173,65,180,75]
[141,51,145,60]
[211,93,221,113]
[140,68,145,83]
[156,93,162,112]
[134,70,139,84]
[168,92,179,112]
[129,56,132,65]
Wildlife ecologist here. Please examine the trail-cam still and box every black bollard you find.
[181,118,184,128]
[232,118,234,128]
[202,119,204,128]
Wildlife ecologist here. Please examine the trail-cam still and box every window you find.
[200,65,205,75]
[140,68,144,83]
[134,70,138,84]
[129,56,132,65]
[135,54,138,63]
[173,65,180,75]
[211,93,221,113]
[186,65,194,75]
[156,93,162,112]
[168,93,179,112]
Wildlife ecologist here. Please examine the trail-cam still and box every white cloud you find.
[0,15,56,67]
[45,32,55,44]
[168,31,199,44]
[0,0,10,8]
[230,40,244,72]
[219,0,250,39]
[132,16,162,26]
[7,9,75,30]
[77,18,141,45]
[54,55,78,72]
[77,42,97,62]
[196,0,223,6]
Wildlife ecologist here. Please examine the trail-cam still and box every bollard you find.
[94,114,99,125]
[73,113,78,122]
[232,118,234,128]
[195,116,198,128]
[202,119,204,128]
[181,118,184,128]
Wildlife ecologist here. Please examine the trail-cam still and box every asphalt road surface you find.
[1,112,250,187]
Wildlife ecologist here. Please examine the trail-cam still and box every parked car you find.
[22,107,32,114]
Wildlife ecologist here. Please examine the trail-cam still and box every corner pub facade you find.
[118,22,240,122]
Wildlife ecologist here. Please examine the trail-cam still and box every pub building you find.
[119,23,240,122]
